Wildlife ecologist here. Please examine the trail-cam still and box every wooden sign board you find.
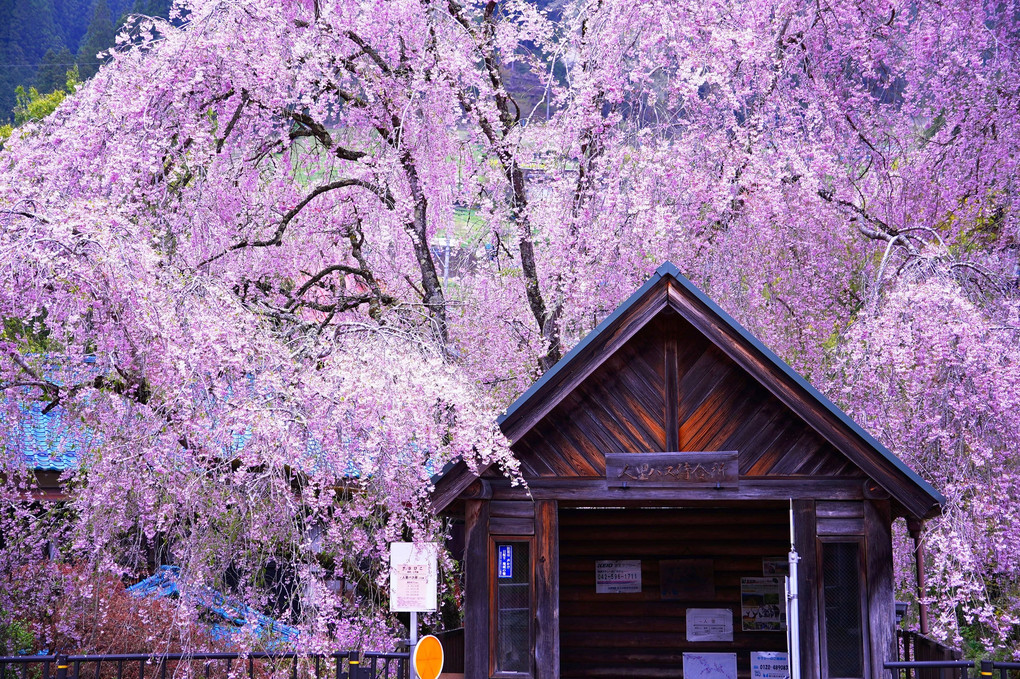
[605,452,739,488]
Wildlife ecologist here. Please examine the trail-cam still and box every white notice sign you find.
[595,560,642,593]
[685,608,734,642]
[389,542,439,612]
[751,651,790,679]
[683,653,738,679]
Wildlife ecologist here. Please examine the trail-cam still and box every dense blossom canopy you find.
[0,0,1018,656]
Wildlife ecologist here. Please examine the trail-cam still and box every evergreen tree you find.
[36,46,74,93]
[0,0,60,115]
[76,0,113,80]
[128,0,170,17]
[8,0,59,66]
[52,0,94,55]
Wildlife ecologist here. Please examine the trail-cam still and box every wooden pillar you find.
[465,499,490,679]
[794,499,820,679]
[534,500,559,679]
[865,500,895,679]
[907,518,929,635]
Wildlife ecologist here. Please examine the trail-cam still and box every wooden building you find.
[432,263,943,679]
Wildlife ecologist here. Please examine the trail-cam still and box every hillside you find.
[0,0,171,120]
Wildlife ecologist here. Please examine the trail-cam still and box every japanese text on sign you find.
[498,544,513,579]
[389,542,439,612]
[751,651,789,679]
[595,560,642,593]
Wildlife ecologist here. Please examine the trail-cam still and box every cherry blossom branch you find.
[199,179,395,267]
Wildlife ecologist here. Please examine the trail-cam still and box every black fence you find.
[890,630,1020,679]
[0,652,409,679]
[886,660,1020,679]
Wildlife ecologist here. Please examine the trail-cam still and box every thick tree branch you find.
[200,179,394,266]
[446,0,560,369]
[345,30,393,75]
[289,111,367,162]
[216,89,249,153]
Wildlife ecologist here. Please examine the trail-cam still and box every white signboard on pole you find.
[389,542,439,612]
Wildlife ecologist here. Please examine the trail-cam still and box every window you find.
[493,540,531,675]
[821,541,865,678]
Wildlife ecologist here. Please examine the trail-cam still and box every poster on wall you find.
[751,651,790,679]
[685,608,733,642]
[740,577,786,631]
[660,559,715,600]
[683,653,738,679]
[762,557,790,576]
[595,560,642,593]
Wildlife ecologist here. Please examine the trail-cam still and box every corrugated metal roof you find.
[1,400,91,471]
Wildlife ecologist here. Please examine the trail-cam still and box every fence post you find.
[980,660,993,679]
[347,652,363,679]
[55,656,68,679]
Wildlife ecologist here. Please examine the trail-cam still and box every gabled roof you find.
[433,262,944,518]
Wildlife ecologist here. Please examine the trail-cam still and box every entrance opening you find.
[559,504,790,679]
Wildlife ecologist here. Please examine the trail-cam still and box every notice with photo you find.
[741,577,786,631]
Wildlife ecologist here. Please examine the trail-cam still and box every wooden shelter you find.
[432,263,943,679]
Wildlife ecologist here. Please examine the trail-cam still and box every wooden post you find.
[534,500,559,679]
[464,499,490,679]
[865,500,895,679]
[793,499,820,679]
[907,518,929,636]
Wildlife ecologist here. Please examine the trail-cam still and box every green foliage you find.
[3,314,56,352]
[36,47,76,94]
[1,67,80,140]
[0,614,35,656]
[13,86,66,126]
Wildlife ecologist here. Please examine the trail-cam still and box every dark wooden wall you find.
[512,313,862,482]
[559,506,790,679]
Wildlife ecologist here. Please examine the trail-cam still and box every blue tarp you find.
[127,566,301,647]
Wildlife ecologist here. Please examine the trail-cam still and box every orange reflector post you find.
[413,635,444,679]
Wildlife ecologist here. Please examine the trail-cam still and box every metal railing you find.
[886,659,975,679]
[886,660,1020,679]
[0,652,408,679]
[981,660,1020,679]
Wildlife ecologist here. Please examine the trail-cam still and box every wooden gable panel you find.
[516,321,668,477]
[670,340,861,478]
[513,309,861,481]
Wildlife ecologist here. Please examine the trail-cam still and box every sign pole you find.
[410,611,419,679]
[389,542,438,679]
[787,501,801,679]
